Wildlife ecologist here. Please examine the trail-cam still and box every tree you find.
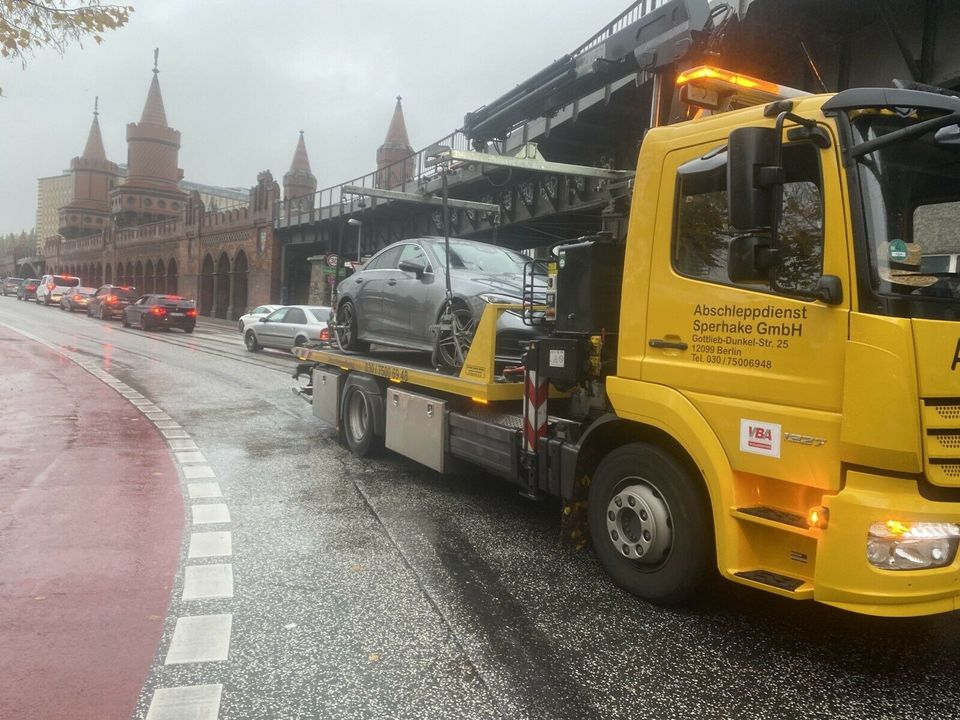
[1,1,132,72]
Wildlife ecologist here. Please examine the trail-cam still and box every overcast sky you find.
[0,0,634,233]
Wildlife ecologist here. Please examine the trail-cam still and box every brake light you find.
[47,283,55,290]
[185,309,197,318]
[105,295,116,303]
[150,307,167,316]
[320,327,330,340]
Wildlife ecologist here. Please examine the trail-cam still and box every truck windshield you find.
[849,110,960,319]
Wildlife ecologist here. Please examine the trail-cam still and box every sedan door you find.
[276,307,307,349]
[383,243,438,348]
[353,245,402,339]
[257,307,289,347]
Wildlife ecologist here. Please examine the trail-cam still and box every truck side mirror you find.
[728,235,780,283]
[728,127,783,231]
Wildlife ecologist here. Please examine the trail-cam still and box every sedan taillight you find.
[185,309,197,318]
[150,307,167,316]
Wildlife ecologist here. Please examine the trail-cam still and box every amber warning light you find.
[676,65,809,112]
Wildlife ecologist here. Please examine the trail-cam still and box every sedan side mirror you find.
[259,316,269,323]
[398,260,426,278]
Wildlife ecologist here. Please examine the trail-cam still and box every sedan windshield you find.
[849,110,960,318]
[427,239,530,274]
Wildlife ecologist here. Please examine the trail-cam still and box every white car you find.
[36,274,81,306]
[238,304,283,333]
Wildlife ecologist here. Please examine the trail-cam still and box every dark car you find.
[2,277,23,296]
[122,294,197,333]
[333,237,544,367]
[17,278,39,301]
[59,286,97,312]
[88,285,138,320]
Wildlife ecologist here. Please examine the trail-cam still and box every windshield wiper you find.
[849,112,960,158]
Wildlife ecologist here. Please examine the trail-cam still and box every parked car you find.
[244,305,330,352]
[333,237,544,366]
[88,285,138,320]
[122,294,197,332]
[2,277,23,296]
[17,278,39,301]
[59,286,97,312]
[36,274,80,306]
[237,304,283,333]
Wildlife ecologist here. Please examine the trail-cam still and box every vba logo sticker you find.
[740,419,782,458]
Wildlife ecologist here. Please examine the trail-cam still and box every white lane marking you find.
[177,451,207,464]
[187,482,222,499]
[188,531,232,559]
[162,429,190,439]
[184,465,216,480]
[182,564,234,601]
[145,684,223,720]
[168,438,199,451]
[165,614,232,664]
[192,503,231,525]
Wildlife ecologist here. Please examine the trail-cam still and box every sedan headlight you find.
[479,293,522,305]
[867,520,960,570]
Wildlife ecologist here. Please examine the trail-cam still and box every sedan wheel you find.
[244,330,261,352]
[436,303,477,369]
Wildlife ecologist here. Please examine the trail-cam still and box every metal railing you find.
[275,129,472,226]
[572,0,664,57]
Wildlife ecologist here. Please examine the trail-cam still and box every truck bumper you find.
[816,470,960,616]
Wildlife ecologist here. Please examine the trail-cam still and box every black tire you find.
[341,386,379,457]
[244,330,261,352]
[335,300,368,352]
[184,326,194,334]
[588,443,712,606]
[294,335,307,348]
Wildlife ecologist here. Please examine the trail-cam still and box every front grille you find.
[923,399,960,486]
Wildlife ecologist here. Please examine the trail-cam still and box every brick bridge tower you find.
[376,96,414,189]
[58,97,120,240]
[111,49,186,227]
[283,131,317,213]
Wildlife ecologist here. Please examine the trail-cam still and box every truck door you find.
[641,134,849,491]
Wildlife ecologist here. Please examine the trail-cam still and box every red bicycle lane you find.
[0,327,183,720]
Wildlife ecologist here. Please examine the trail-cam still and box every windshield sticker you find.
[740,419,781,458]
[889,238,908,261]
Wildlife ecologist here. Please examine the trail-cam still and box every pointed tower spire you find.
[113,50,185,227]
[59,99,119,238]
[377,96,415,189]
[284,131,317,213]
[383,95,412,149]
[82,96,107,162]
[140,48,168,126]
[288,130,313,174]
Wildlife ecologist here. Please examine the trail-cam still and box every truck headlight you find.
[867,520,960,570]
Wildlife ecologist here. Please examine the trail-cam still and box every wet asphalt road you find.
[3,297,960,720]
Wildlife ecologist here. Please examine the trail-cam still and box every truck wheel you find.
[335,300,368,352]
[588,443,711,606]
[342,386,378,457]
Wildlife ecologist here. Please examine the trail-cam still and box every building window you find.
[127,197,135,206]
[172,202,179,210]
[144,198,152,207]
[158,200,166,209]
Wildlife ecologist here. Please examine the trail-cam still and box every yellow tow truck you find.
[295,67,960,616]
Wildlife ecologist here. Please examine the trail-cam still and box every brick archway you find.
[167,258,178,295]
[144,260,155,294]
[232,250,248,317]
[214,252,230,319]
[156,259,166,294]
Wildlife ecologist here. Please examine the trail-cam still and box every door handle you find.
[649,338,688,351]
[387,279,397,286]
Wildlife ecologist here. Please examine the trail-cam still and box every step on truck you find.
[293,67,960,617]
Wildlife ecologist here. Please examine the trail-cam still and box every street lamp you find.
[347,218,362,262]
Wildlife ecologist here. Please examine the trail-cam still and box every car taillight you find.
[150,307,167,316]
[320,327,330,340]
[47,283,55,290]
[185,309,197,318]
[105,295,115,303]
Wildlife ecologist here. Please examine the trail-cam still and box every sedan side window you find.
[364,246,403,271]
[284,308,306,324]
[266,308,289,322]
